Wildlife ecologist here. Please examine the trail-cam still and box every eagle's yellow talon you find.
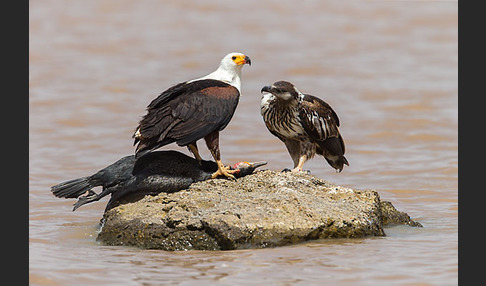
[211,166,237,180]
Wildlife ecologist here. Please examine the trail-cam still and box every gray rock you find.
[96,170,422,250]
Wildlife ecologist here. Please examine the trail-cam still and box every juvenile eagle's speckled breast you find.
[260,94,305,139]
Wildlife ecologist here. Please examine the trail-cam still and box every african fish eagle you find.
[133,52,251,179]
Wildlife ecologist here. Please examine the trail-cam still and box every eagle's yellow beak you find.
[233,54,251,66]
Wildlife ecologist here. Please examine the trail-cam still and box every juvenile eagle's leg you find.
[282,139,305,172]
[292,154,308,173]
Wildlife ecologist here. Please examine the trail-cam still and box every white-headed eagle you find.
[133,52,251,180]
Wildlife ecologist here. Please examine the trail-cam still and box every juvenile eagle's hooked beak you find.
[261,85,272,93]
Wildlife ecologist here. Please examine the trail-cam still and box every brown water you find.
[30,1,458,285]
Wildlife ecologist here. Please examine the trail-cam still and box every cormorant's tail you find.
[51,177,93,199]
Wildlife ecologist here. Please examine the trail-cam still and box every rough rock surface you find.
[97,170,422,250]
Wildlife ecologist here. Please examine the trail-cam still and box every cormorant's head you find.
[261,81,301,101]
[231,161,267,177]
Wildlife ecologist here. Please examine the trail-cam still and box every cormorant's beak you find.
[261,85,272,93]
[232,161,267,177]
[247,161,267,169]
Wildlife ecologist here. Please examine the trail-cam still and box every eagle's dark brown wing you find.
[134,79,240,157]
[298,94,346,157]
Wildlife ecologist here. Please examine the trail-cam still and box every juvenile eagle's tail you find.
[319,135,349,173]
[325,155,349,173]
[51,177,93,199]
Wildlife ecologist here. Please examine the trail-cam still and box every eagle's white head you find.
[196,52,251,92]
[219,52,252,69]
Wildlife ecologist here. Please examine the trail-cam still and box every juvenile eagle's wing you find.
[298,94,345,156]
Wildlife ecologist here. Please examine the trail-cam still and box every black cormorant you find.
[51,150,266,212]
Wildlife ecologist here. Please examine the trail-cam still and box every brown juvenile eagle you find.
[133,52,251,179]
[260,80,348,173]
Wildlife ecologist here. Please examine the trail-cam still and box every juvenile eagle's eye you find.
[232,56,237,60]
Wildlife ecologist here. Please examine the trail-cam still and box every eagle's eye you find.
[231,56,237,60]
